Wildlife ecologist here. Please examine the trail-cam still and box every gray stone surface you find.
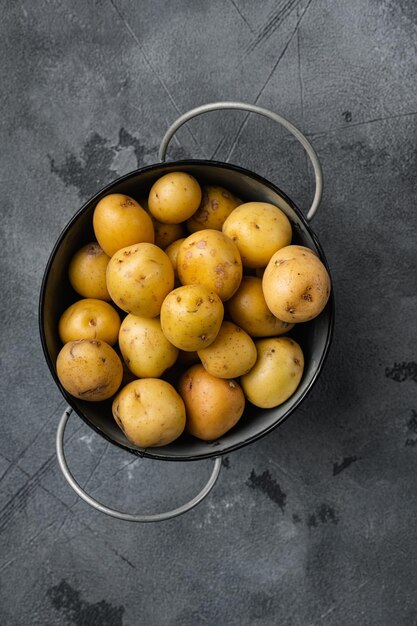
[1,0,417,624]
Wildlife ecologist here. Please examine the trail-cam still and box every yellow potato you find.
[153,219,186,249]
[160,284,224,351]
[118,314,178,378]
[93,194,154,257]
[113,379,186,447]
[227,276,294,337]
[262,245,331,323]
[164,237,186,284]
[68,242,111,301]
[186,185,241,232]
[177,229,242,301]
[56,339,123,401]
[148,172,202,224]
[179,364,245,440]
[198,321,256,378]
[106,243,174,317]
[222,202,292,268]
[58,298,121,345]
[241,337,304,408]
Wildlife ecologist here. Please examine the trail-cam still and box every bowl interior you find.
[40,160,333,460]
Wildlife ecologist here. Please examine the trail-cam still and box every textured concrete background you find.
[1,0,417,624]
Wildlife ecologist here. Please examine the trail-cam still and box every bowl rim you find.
[39,158,334,461]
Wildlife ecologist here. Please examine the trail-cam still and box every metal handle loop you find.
[159,101,323,221]
[56,407,222,522]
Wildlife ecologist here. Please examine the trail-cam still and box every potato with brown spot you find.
[165,237,186,283]
[148,172,202,224]
[59,298,121,345]
[227,276,294,337]
[56,339,123,401]
[241,337,304,408]
[68,242,111,300]
[93,194,154,256]
[186,185,241,232]
[198,321,257,378]
[119,314,178,378]
[262,245,331,323]
[222,202,292,268]
[152,219,186,249]
[177,229,242,301]
[160,284,223,351]
[179,364,245,440]
[112,379,186,447]
[106,243,174,317]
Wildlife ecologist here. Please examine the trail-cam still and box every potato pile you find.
[56,172,331,448]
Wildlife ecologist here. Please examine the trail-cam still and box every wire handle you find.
[56,407,222,522]
[159,101,323,221]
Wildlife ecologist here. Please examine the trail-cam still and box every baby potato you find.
[56,339,123,401]
[177,229,242,301]
[58,298,121,345]
[165,237,186,282]
[93,194,154,257]
[241,337,304,408]
[106,243,174,317]
[119,314,178,378]
[262,245,331,323]
[160,284,224,351]
[227,276,294,337]
[198,321,256,378]
[222,202,292,268]
[179,364,245,441]
[153,219,186,249]
[113,379,186,447]
[186,185,241,232]
[68,242,111,301]
[148,172,202,224]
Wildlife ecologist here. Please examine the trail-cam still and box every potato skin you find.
[164,237,186,282]
[160,284,224,351]
[262,245,331,323]
[227,276,294,337]
[56,340,123,401]
[177,229,242,301]
[113,379,186,447]
[241,337,304,408]
[198,321,257,378]
[222,202,292,268]
[186,185,241,232]
[68,242,111,301]
[179,364,245,440]
[59,298,121,345]
[153,220,186,249]
[148,172,202,224]
[118,314,178,378]
[106,243,174,317]
[93,194,154,257]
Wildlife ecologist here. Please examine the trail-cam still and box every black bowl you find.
[39,160,334,461]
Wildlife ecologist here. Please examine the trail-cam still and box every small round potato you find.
[227,276,294,337]
[160,284,224,351]
[177,229,242,301]
[198,321,257,378]
[58,298,121,345]
[106,243,174,317]
[262,245,331,323]
[241,337,304,408]
[119,314,179,378]
[179,364,245,441]
[153,219,186,249]
[222,202,292,268]
[186,185,241,232]
[148,172,202,224]
[164,237,186,282]
[93,194,154,257]
[68,242,111,301]
[56,339,123,401]
[113,379,186,447]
